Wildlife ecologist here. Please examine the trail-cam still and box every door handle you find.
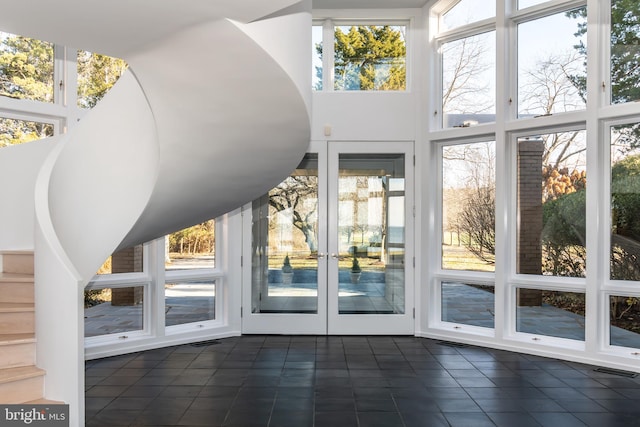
[330,253,339,259]
[316,252,327,259]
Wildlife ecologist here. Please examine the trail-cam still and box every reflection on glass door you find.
[336,154,406,315]
[251,154,321,314]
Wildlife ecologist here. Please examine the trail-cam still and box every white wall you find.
[0,139,56,251]
[312,92,418,141]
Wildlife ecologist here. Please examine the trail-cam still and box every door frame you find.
[326,140,415,335]
[241,140,415,335]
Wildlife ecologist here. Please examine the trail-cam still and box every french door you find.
[241,141,414,334]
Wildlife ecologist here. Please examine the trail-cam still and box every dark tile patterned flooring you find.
[85,336,640,426]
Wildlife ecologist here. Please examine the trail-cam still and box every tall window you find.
[517,7,587,117]
[435,0,496,129]
[610,0,640,104]
[441,31,496,128]
[165,220,217,328]
[611,122,640,281]
[440,140,496,330]
[441,141,495,272]
[516,130,587,277]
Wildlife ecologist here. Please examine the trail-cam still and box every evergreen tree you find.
[0,34,54,101]
[0,33,55,147]
[568,1,640,104]
[328,25,406,91]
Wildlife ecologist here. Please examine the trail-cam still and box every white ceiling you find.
[312,0,429,9]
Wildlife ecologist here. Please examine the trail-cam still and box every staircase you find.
[0,251,50,403]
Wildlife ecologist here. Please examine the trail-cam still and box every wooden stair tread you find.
[0,366,44,384]
[0,272,33,283]
[0,303,34,312]
[0,333,35,345]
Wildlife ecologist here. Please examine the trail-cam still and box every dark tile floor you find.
[85,336,640,427]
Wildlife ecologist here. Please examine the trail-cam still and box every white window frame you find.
[84,217,230,359]
[511,0,588,120]
[433,136,497,334]
[603,117,640,355]
[312,12,414,93]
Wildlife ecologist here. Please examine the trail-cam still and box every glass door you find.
[242,141,413,335]
[242,143,327,334]
[327,141,414,334]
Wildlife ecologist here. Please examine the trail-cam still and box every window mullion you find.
[322,19,334,92]
[584,0,606,354]
[494,0,510,342]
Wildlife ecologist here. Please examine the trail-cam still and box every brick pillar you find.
[111,245,144,306]
[517,139,543,306]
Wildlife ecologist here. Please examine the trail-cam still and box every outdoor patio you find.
[85,280,640,350]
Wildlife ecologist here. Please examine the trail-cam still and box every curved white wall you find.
[48,72,158,279]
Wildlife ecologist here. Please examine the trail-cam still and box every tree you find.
[443,142,496,264]
[0,117,53,148]
[0,33,127,147]
[269,176,319,253]
[542,190,586,276]
[0,33,55,147]
[457,186,495,264]
[569,1,640,104]
[168,220,215,254]
[77,51,128,109]
[442,33,494,117]
[327,25,406,91]
[0,34,53,102]
[519,51,586,116]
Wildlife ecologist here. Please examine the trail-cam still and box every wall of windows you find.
[427,0,640,368]
[84,218,234,359]
[3,0,640,371]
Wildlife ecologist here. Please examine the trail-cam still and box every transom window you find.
[313,20,407,92]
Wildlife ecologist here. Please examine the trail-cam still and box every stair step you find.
[0,274,34,304]
[0,366,44,384]
[0,272,33,283]
[0,333,35,345]
[0,305,35,334]
[0,366,44,404]
[0,303,35,313]
[1,252,34,275]
[0,334,35,368]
